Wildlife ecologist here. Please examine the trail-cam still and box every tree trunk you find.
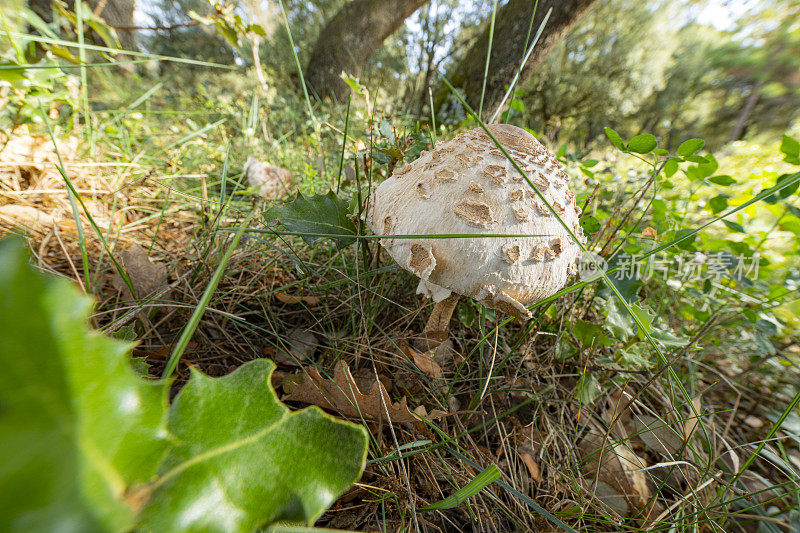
[305,0,429,101]
[28,0,138,51]
[93,0,138,52]
[437,0,597,120]
[728,83,763,143]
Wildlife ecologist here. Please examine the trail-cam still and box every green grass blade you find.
[336,96,352,192]
[421,464,501,511]
[126,81,165,111]
[446,448,577,532]
[39,107,135,297]
[494,5,550,124]
[0,31,237,69]
[162,210,256,380]
[428,86,437,146]
[477,0,499,121]
[75,1,93,154]
[726,387,800,491]
[164,119,225,150]
[277,0,325,177]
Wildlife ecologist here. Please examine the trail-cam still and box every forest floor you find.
[1,119,799,532]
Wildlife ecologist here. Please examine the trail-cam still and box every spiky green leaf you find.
[266,191,357,249]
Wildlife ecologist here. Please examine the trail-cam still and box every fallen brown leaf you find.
[634,414,684,457]
[684,395,703,440]
[274,291,320,306]
[519,452,542,483]
[112,244,169,300]
[579,429,652,517]
[275,328,318,367]
[283,360,446,423]
[405,346,443,378]
[642,227,658,239]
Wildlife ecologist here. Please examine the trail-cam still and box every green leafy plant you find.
[265,191,358,249]
[0,237,368,532]
[188,0,267,47]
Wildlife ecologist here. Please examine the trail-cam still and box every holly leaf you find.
[605,299,636,341]
[266,191,357,249]
[0,237,368,532]
[139,360,368,531]
[572,319,614,348]
[0,237,170,532]
[650,328,689,347]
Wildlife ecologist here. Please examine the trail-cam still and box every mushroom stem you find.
[423,293,460,335]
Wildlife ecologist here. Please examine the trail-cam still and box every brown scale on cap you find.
[409,243,434,277]
[468,181,485,194]
[550,237,563,256]
[529,238,565,263]
[502,243,522,264]
[531,196,551,216]
[455,153,471,167]
[435,169,457,181]
[416,181,433,199]
[453,200,496,228]
[533,171,550,189]
[482,164,506,185]
[513,206,530,221]
[510,189,525,201]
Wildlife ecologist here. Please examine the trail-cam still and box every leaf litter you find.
[283,360,447,424]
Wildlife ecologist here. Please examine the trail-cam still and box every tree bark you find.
[728,83,763,143]
[305,0,429,101]
[437,0,597,119]
[28,0,138,51]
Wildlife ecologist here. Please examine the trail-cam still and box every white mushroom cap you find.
[365,124,586,319]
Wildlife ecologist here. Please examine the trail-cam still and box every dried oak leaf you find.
[633,414,684,457]
[579,429,653,517]
[275,328,318,367]
[519,452,542,483]
[273,291,320,306]
[283,360,446,423]
[112,244,169,300]
[404,345,443,379]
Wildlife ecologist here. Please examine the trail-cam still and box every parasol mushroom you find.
[365,124,586,342]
